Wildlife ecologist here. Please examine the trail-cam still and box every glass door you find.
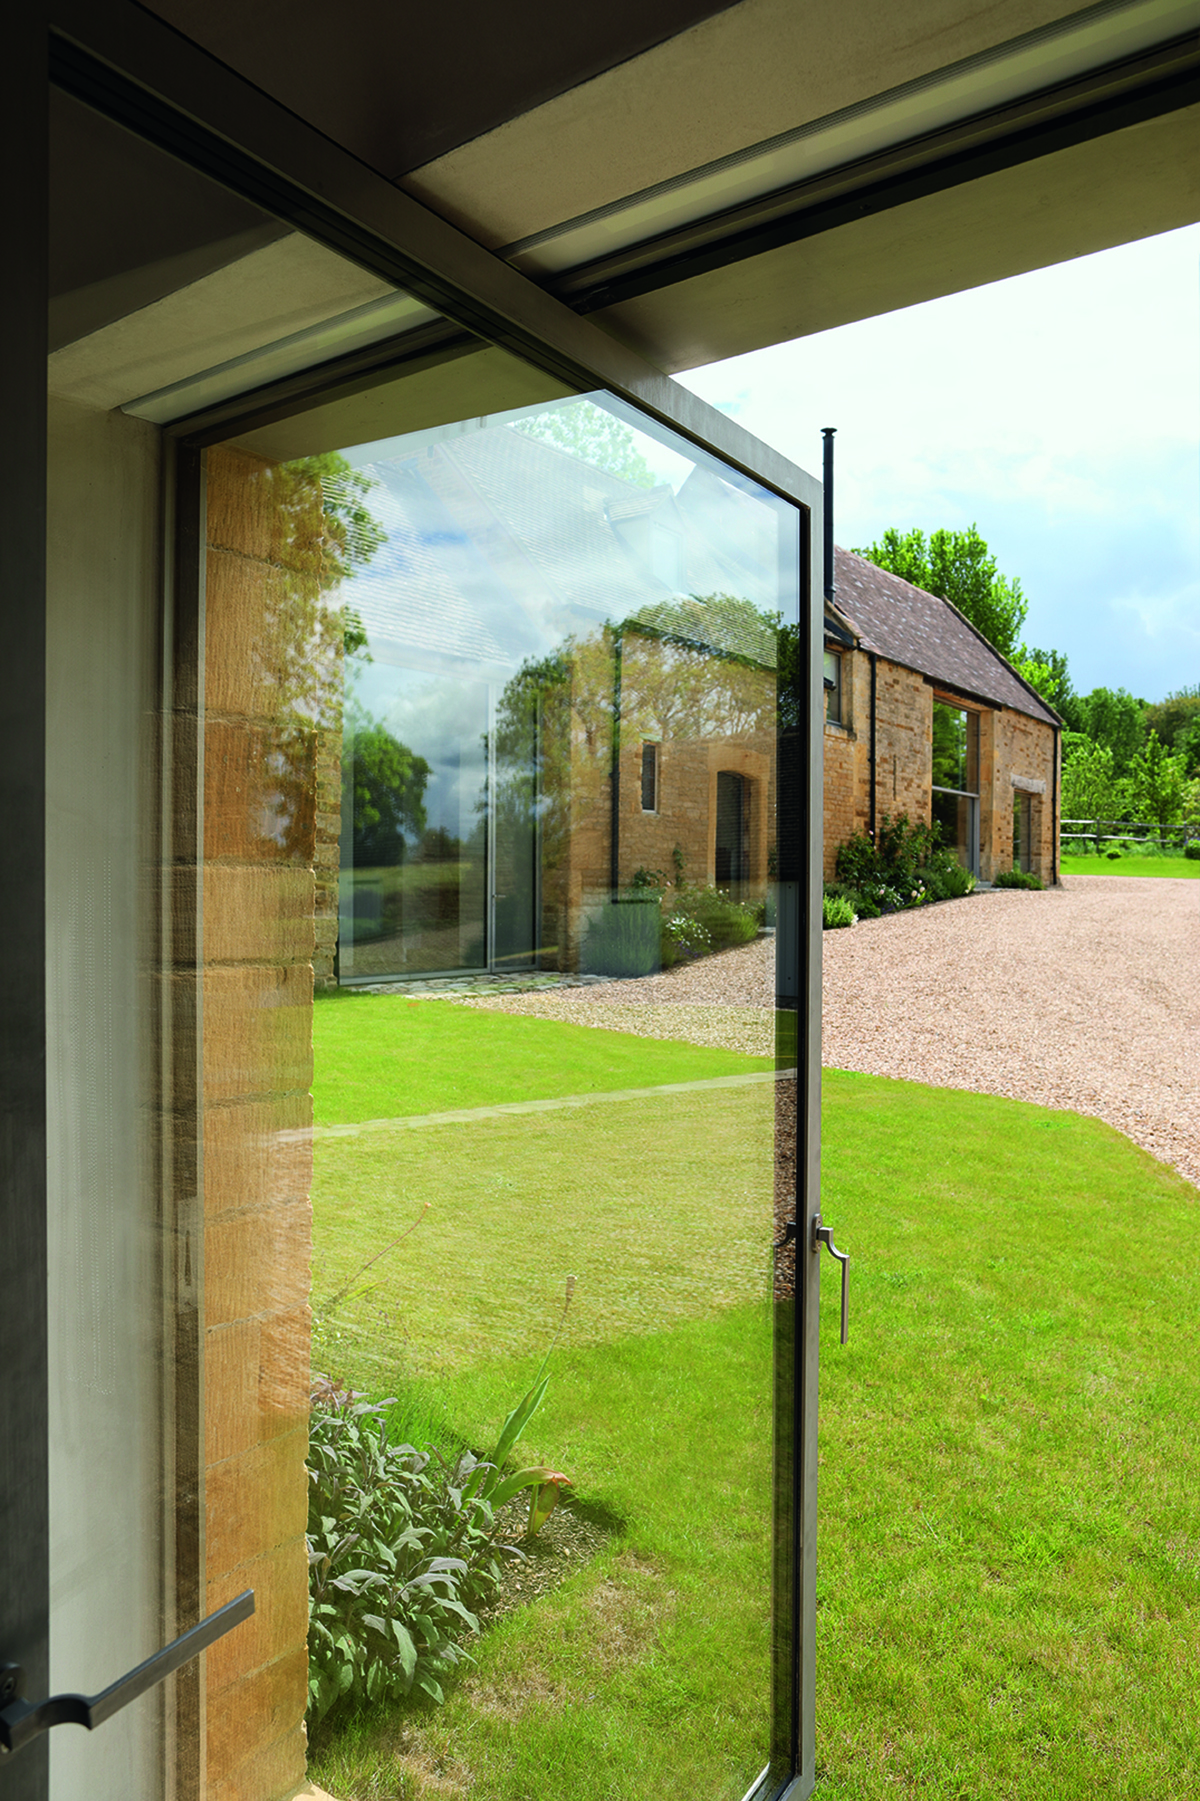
[206,385,805,1799]
[16,59,821,1801]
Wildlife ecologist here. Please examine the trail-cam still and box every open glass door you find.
[202,371,811,1800]
[10,56,822,1801]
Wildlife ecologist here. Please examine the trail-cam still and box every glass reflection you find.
[930,700,978,794]
[222,389,799,1800]
[931,700,980,875]
[336,402,786,982]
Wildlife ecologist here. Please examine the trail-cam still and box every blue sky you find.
[680,222,1200,704]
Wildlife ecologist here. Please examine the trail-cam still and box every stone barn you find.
[823,548,1062,884]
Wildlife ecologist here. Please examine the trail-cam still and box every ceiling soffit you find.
[139,0,741,177]
[399,0,1199,248]
[53,0,1200,401]
[591,100,1200,371]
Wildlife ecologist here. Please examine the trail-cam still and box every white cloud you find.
[679,224,1200,700]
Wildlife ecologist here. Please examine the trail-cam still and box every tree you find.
[230,454,386,860]
[1060,737,1128,836]
[1070,686,1146,777]
[1144,685,1200,756]
[1128,730,1190,832]
[1013,643,1073,716]
[514,400,656,488]
[347,723,431,867]
[1180,714,1200,780]
[853,524,1027,659]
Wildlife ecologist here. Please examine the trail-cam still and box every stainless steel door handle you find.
[812,1212,850,1344]
[0,1590,254,1756]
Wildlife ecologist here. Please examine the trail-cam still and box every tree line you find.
[858,526,1199,836]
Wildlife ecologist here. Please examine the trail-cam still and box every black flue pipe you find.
[821,427,836,602]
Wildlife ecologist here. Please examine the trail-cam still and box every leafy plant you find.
[832,814,969,915]
[1187,841,1200,861]
[662,911,711,965]
[629,865,672,895]
[823,892,857,929]
[919,860,975,901]
[306,1380,511,1729]
[460,1278,576,1537]
[667,882,760,953]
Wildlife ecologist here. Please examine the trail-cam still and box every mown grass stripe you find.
[311,1066,791,1138]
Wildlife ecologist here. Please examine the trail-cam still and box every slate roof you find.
[829,547,1059,727]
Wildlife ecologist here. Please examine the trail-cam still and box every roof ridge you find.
[829,545,1059,728]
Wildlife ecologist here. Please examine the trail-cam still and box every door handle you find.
[812,1212,850,1344]
[0,1590,254,1757]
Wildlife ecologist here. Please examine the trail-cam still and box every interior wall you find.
[46,394,163,1801]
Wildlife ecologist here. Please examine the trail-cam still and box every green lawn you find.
[313,991,775,1124]
[309,1004,1200,1801]
[1060,851,1200,878]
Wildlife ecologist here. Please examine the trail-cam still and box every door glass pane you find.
[207,388,801,1799]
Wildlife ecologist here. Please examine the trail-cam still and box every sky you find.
[679,222,1200,704]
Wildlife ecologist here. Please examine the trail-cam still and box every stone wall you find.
[823,644,1059,881]
[822,721,856,880]
[874,662,932,826]
[201,448,320,1801]
[616,734,773,891]
[986,703,1059,880]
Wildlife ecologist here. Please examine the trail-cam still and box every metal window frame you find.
[0,15,50,1801]
[27,5,825,1797]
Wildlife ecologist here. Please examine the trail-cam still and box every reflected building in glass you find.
[333,401,789,985]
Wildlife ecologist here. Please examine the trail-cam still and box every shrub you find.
[823,892,857,929]
[834,814,970,914]
[919,861,976,900]
[826,880,879,920]
[667,883,760,954]
[306,1381,510,1729]
[995,867,1045,889]
[661,912,710,967]
[1187,841,1200,861]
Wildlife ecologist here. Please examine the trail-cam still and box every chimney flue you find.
[821,427,836,603]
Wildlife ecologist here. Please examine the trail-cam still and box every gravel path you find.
[460,875,1200,1190]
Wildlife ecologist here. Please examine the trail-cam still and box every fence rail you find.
[1060,816,1198,852]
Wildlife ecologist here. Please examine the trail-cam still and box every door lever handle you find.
[0,1590,254,1757]
[812,1212,850,1344]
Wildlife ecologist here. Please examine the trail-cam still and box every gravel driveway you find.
[461,874,1199,1190]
